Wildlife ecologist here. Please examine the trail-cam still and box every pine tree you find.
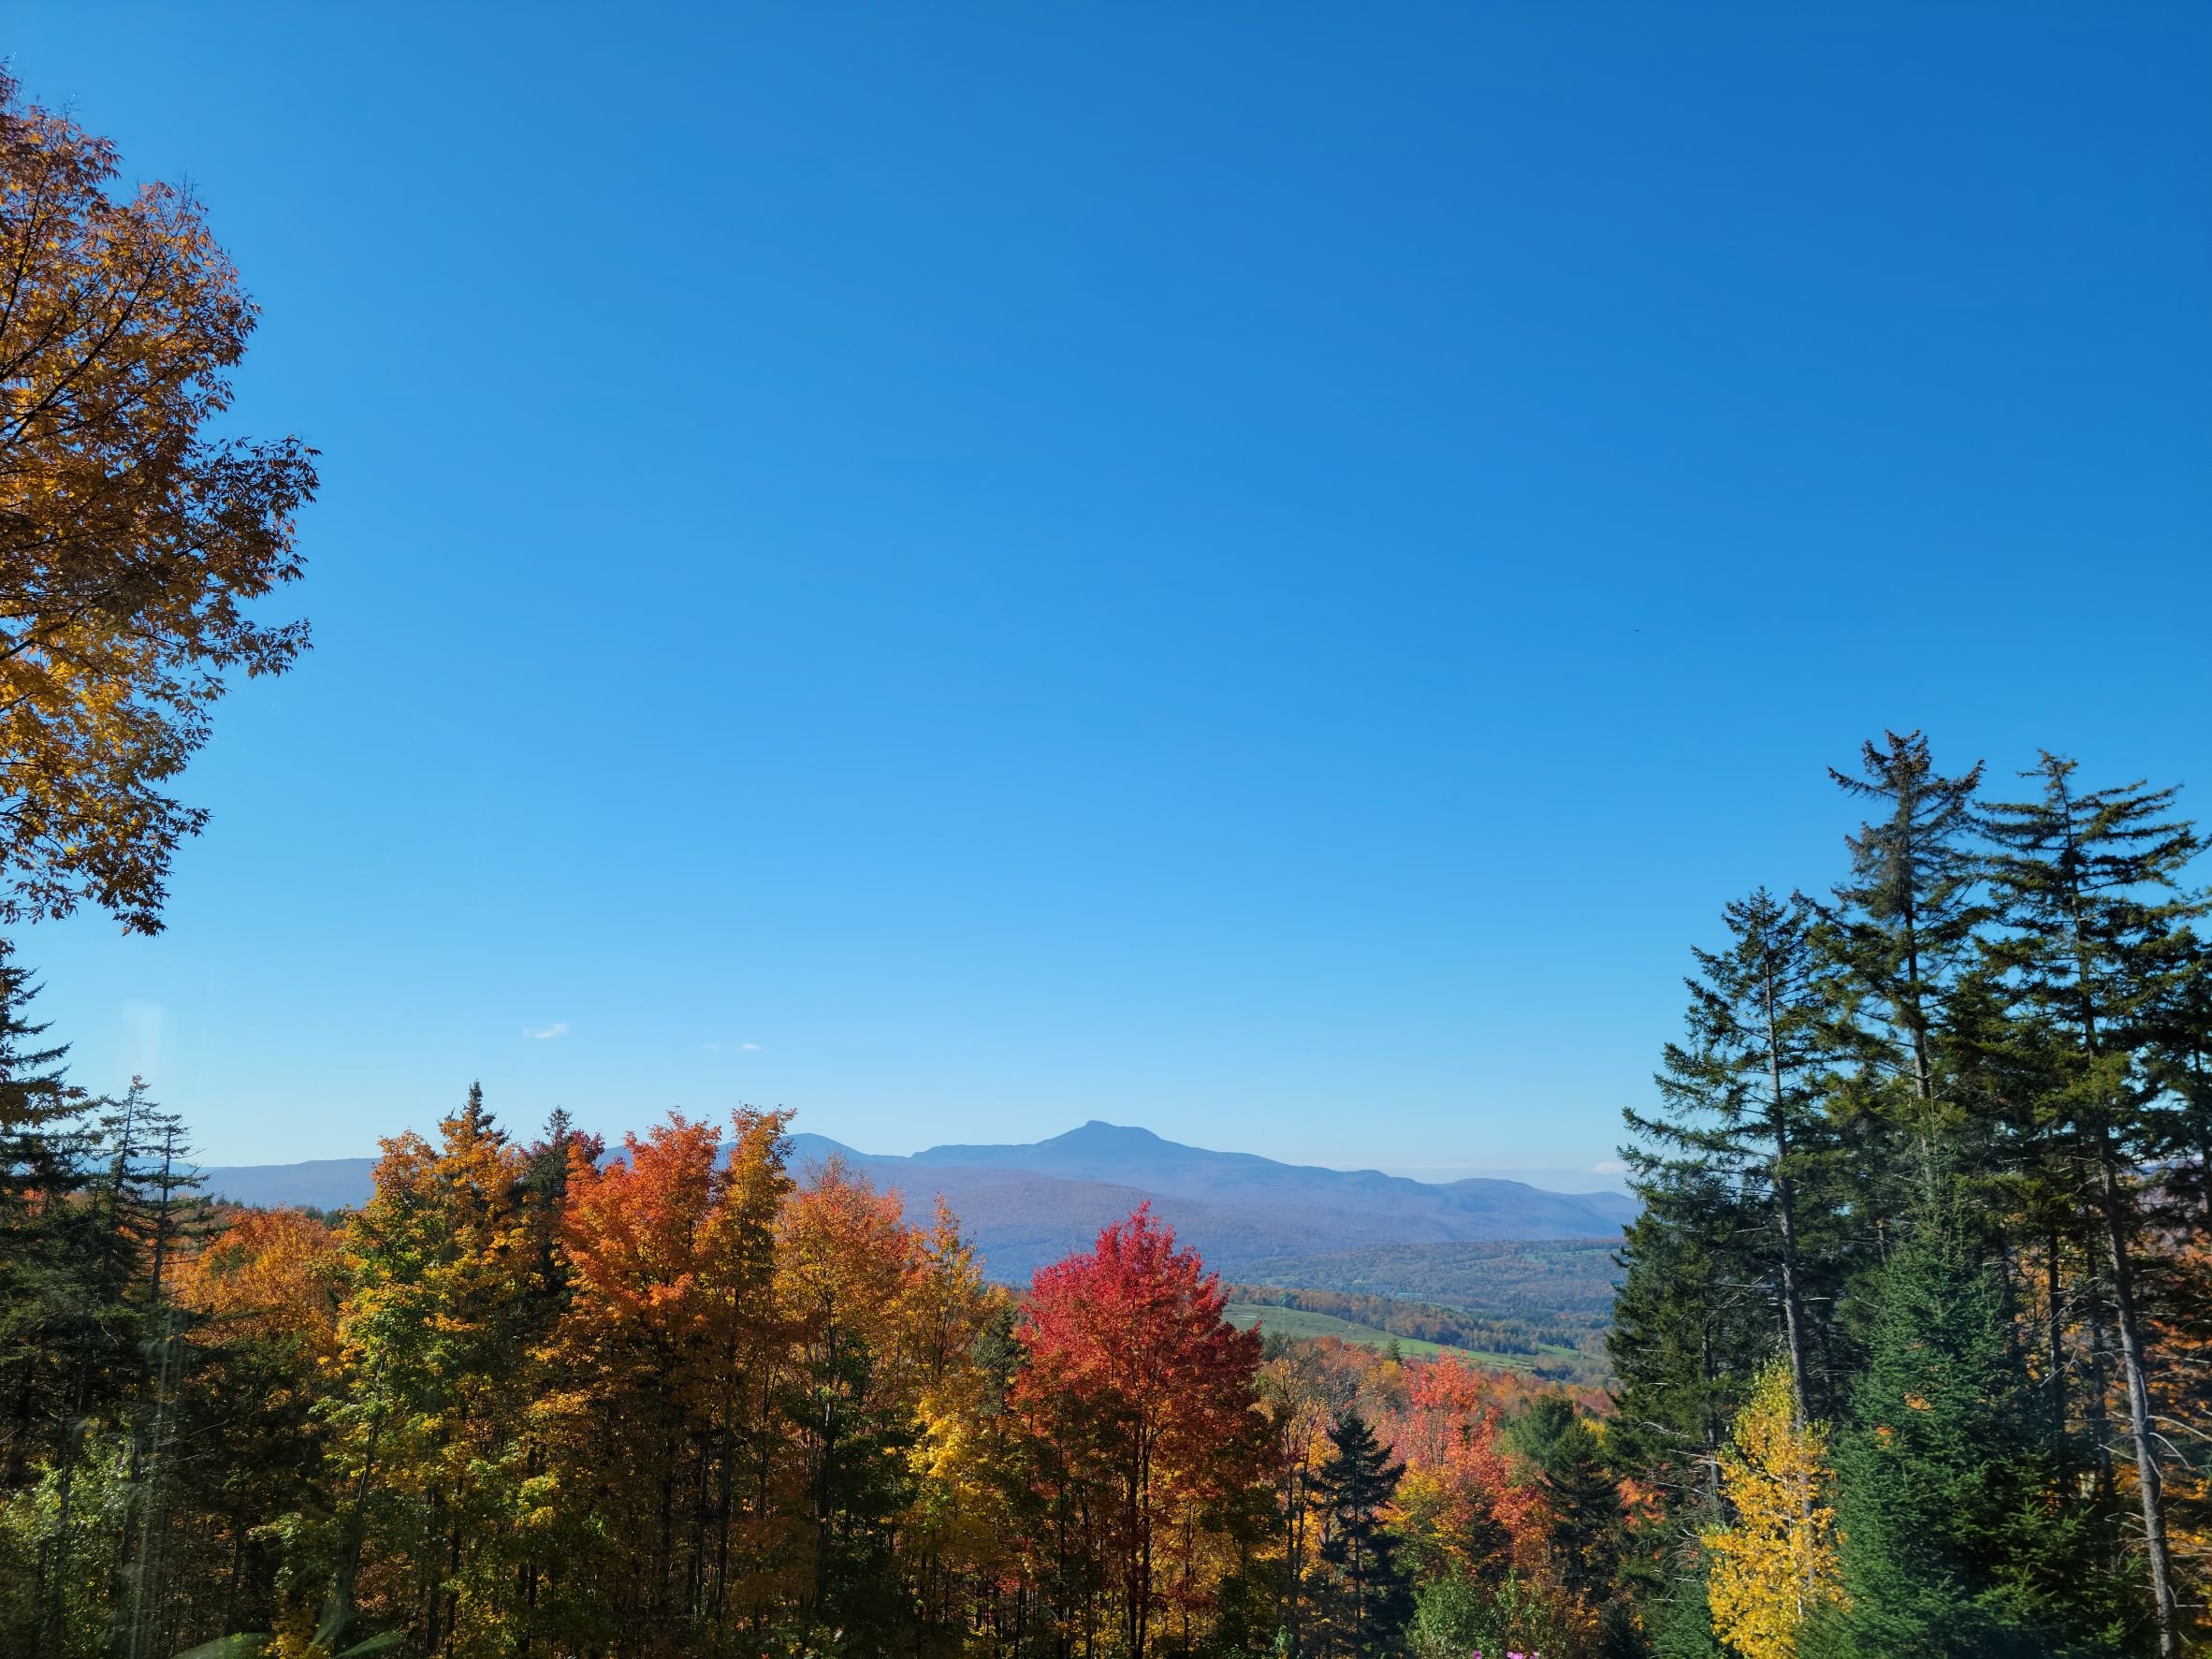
[1810,1215,2125,1658]
[109,1098,206,1659]
[0,939,86,1490]
[1507,1395,1625,1602]
[1633,889,1845,1419]
[1608,1187,1765,1519]
[2143,926,2212,1231]
[1980,756,2200,1657]
[1810,732,1986,1135]
[1315,1412,1412,1659]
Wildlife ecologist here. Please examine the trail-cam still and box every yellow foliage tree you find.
[0,74,318,934]
[1701,1361,1844,1659]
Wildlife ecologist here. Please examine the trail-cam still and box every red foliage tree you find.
[1014,1204,1264,1659]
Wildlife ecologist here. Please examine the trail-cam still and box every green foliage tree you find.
[1980,757,2201,1656]
[0,939,86,1491]
[1809,732,1987,1155]
[1633,889,1846,1419]
[1507,1395,1625,1602]
[1808,1215,2128,1658]
[1314,1412,1411,1658]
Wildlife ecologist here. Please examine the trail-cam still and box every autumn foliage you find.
[1013,1206,1265,1659]
[0,75,317,934]
[0,1085,1648,1659]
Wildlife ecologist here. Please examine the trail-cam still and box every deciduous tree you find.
[0,75,317,934]
[1015,1205,1265,1659]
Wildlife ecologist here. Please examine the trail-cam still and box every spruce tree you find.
[1608,1186,1765,1520]
[1633,888,1845,1419]
[2143,927,2212,1231]
[1316,1412,1412,1659]
[1807,731,1986,1199]
[1506,1394,1626,1600]
[0,939,86,1488]
[1811,1215,2126,1659]
[1979,755,2200,1657]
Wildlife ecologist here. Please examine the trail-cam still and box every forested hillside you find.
[195,1125,1637,1284]
[0,1058,1629,1659]
[1610,734,2212,1658]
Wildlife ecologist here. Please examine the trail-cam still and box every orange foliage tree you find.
[0,74,318,935]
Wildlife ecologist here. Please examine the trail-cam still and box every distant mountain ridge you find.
[198,1120,1636,1287]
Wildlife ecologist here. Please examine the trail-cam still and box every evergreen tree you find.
[1608,1185,1764,1518]
[1809,1215,2127,1659]
[1980,757,2200,1656]
[1315,1412,1412,1659]
[1506,1394,1625,1600]
[1810,732,1986,1138]
[0,939,87,1490]
[1633,889,1845,1419]
[2143,926,2212,1231]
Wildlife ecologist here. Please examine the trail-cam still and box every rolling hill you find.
[198,1120,1636,1288]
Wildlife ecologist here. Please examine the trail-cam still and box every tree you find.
[1259,1341,1354,1655]
[170,1206,342,1644]
[306,1085,535,1658]
[0,73,317,934]
[1980,756,2200,1657]
[1314,1413,1412,1658]
[2144,926,2212,1231]
[776,1160,925,1648]
[0,939,85,1488]
[1807,731,1986,1192]
[1701,1361,1844,1659]
[1809,1217,2123,1659]
[1634,889,1844,1420]
[1608,1156,1768,1522]
[1014,1205,1265,1659]
[540,1108,796,1652]
[1506,1393,1625,1603]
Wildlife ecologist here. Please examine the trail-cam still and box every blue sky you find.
[8,5,2208,1182]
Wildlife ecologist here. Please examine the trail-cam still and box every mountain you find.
[903,1121,1635,1235]
[784,1121,1632,1283]
[199,1121,1636,1290]
[195,1157,379,1211]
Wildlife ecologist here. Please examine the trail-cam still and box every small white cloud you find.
[740,1041,760,1052]
[1592,1158,1627,1174]
[524,1022,569,1041]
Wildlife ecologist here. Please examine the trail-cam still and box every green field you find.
[1222,1302,1579,1372]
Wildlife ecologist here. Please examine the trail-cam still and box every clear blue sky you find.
[9,5,2208,1182]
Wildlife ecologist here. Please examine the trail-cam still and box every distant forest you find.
[0,1070,1622,1659]
[1234,1238,1624,1317]
[1223,1285,1609,1383]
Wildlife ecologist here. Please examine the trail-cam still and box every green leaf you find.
[170,1637,271,1659]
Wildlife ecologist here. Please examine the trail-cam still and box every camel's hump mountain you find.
[198,1120,1635,1285]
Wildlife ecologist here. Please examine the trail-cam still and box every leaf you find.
[169,1637,270,1659]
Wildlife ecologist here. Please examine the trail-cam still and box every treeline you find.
[0,967,1640,1659]
[1612,735,2212,1657]
[1240,1239,1624,1318]
[1228,1285,1605,1368]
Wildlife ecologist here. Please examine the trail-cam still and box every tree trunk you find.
[2092,1134,2181,1657]
[2045,1227,2066,1437]
[1762,972,1813,1422]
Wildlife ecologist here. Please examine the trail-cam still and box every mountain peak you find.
[1053,1119,1164,1144]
